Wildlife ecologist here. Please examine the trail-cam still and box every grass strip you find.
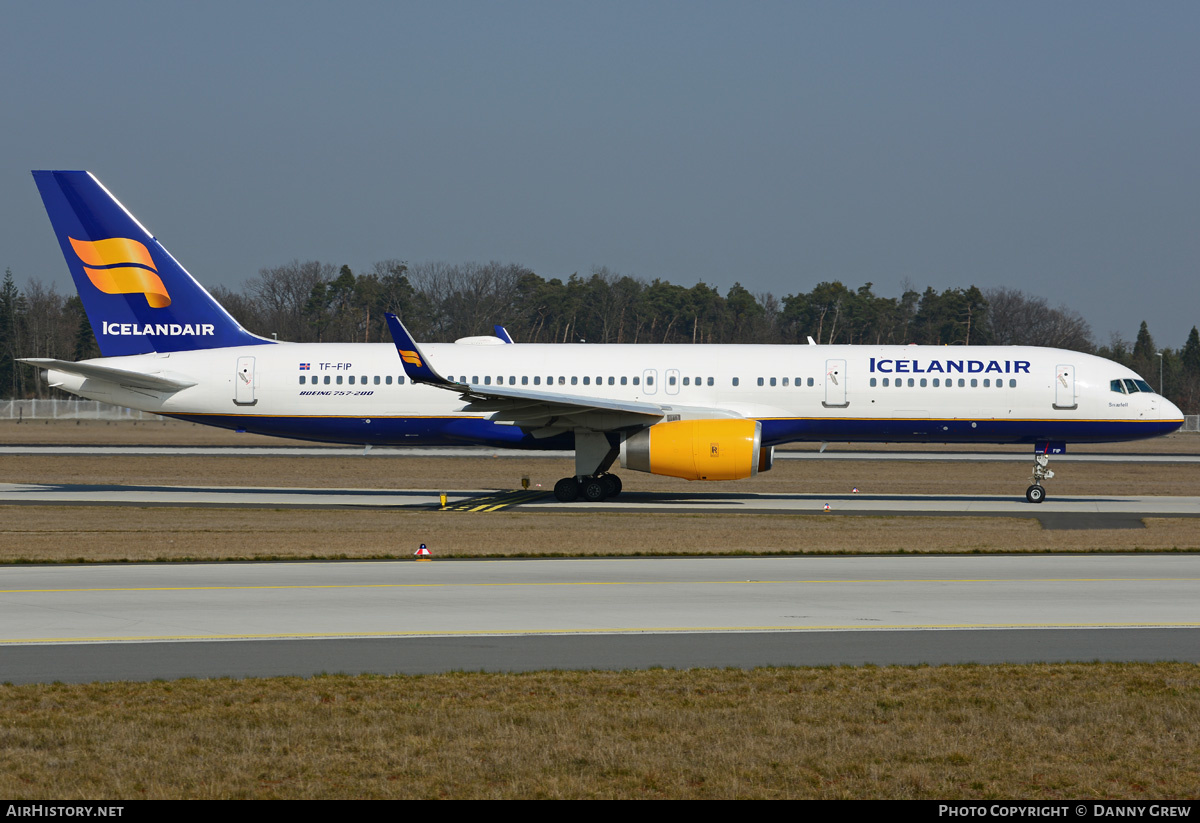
[2,663,1197,799]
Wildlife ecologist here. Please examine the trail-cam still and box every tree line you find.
[2,261,1198,414]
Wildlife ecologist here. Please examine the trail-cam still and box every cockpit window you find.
[1123,379,1139,394]
[1134,379,1154,393]
[1111,379,1126,394]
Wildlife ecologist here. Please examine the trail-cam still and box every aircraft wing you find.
[20,358,197,392]
[385,314,666,433]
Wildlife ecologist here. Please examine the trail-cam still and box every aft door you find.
[823,359,847,407]
[1053,364,1076,410]
[235,356,257,406]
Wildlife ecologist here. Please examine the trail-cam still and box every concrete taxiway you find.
[1,555,1197,683]
[3,481,1199,528]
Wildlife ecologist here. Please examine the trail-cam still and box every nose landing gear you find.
[1025,452,1055,504]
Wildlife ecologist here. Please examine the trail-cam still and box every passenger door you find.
[1053,364,1076,410]
[823,359,848,407]
[234,356,257,406]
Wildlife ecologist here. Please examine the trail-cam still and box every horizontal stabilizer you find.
[20,358,197,392]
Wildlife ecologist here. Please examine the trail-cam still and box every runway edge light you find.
[415,543,432,561]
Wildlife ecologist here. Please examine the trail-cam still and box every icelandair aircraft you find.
[25,171,1184,504]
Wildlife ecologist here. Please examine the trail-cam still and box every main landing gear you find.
[553,430,623,502]
[553,473,623,502]
[1025,453,1054,504]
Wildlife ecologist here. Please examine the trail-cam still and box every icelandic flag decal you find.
[299,363,311,370]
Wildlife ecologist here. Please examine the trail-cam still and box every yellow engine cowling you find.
[619,419,772,481]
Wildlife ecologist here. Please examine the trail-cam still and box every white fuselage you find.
[47,341,1183,449]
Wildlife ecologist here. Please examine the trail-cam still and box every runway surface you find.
[3,480,1199,528]
[1,555,1197,683]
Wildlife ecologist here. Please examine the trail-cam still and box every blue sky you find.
[2,1,1197,345]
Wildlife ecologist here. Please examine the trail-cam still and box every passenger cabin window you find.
[633,377,640,386]
[732,377,739,387]
[757,377,764,387]
[806,378,814,387]
[707,377,714,386]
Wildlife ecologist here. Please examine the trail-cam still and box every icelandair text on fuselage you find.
[939,806,1191,817]
[871,358,1031,375]
[7,807,123,817]
[101,321,214,336]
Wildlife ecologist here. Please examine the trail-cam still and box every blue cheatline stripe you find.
[165,413,1181,449]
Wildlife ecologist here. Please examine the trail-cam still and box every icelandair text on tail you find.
[101,321,214,337]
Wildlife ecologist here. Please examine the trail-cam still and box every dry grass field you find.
[2,664,1197,799]
[3,508,1200,563]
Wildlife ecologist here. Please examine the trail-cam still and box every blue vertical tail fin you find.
[32,170,272,357]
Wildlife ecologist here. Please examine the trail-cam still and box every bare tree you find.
[984,287,1093,351]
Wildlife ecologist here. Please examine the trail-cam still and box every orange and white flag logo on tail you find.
[399,349,423,368]
[69,237,171,308]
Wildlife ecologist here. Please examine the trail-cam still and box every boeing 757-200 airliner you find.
[23,171,1184,503]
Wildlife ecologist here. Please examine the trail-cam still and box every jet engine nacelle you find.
[619,418,773,481]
